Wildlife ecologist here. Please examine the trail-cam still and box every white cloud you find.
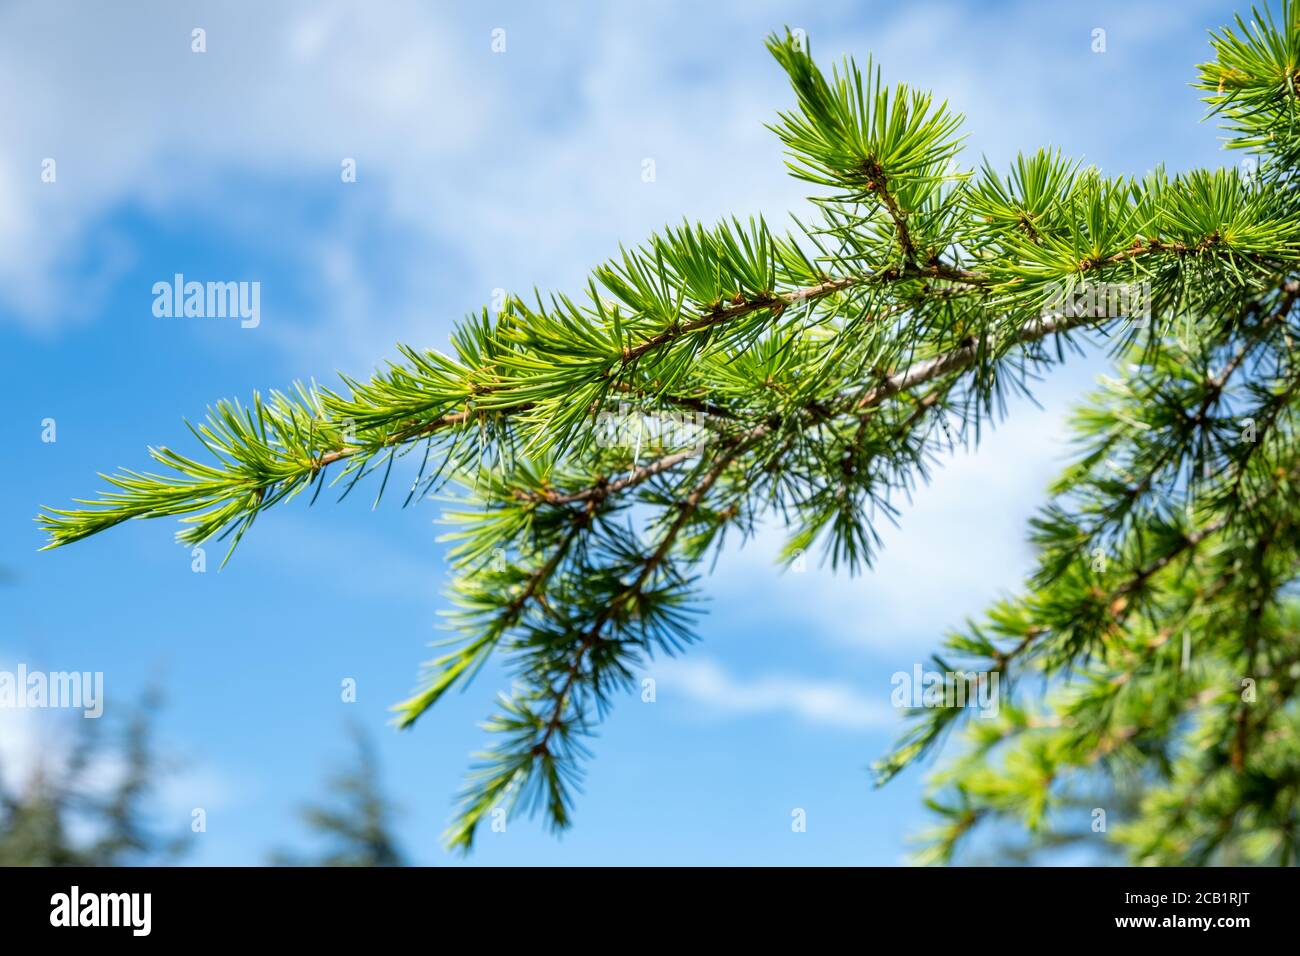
[652,656,897,730]
[0,0,489,343]
[0,0,1228,423]
[0,706,48,794]
[0,658,242,839]
[1,0,1227,367]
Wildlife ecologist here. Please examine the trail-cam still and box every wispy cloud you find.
[652,657,897,730]
[0,655,244,816]
[0,0,1226,365]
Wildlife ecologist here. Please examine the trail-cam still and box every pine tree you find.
[269,724,406,867]
[38,4,1300,861]
[0,694,185,865]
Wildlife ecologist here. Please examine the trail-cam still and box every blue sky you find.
[0,0,1243,864]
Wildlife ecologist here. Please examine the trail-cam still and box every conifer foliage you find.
[41,4,1300,860]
